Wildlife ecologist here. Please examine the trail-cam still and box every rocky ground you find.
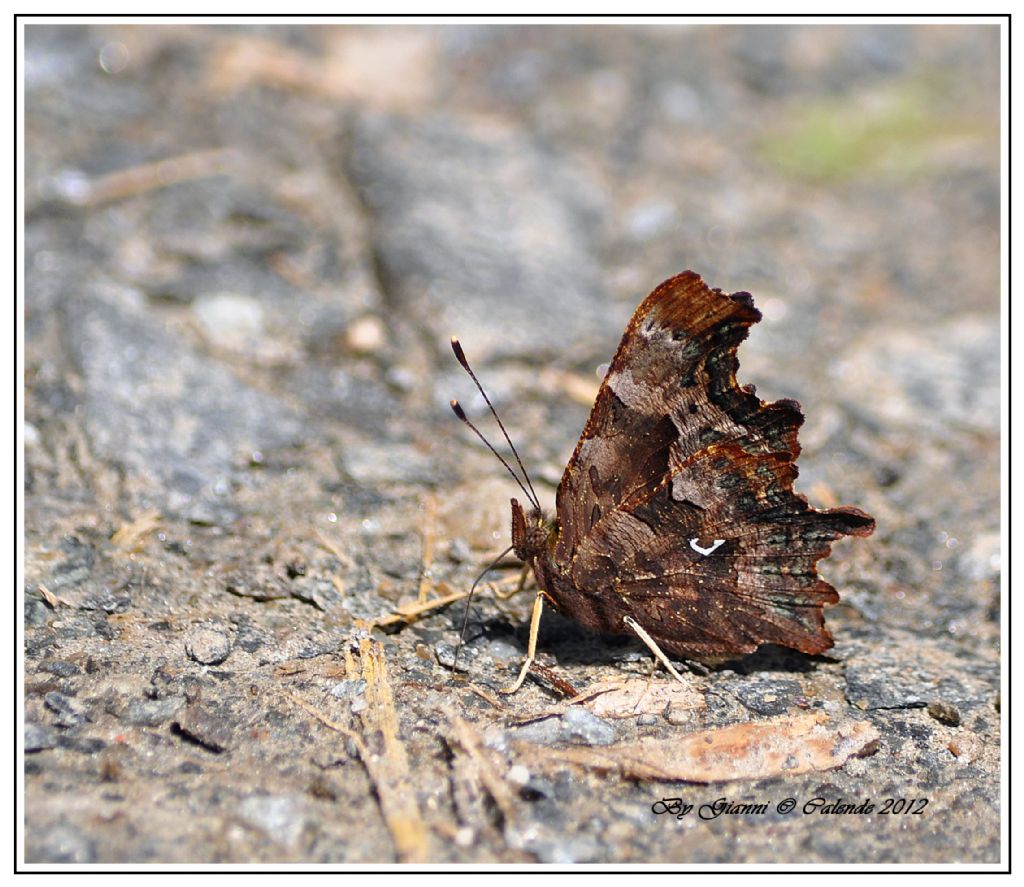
[23,23,1001,865]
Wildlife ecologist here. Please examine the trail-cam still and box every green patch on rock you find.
[759,78,996,183]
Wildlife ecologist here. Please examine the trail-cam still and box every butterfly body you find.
[510,497,634,641]
[505,271,874,663]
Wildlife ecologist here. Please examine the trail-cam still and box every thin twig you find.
[417,494,437,604]
[370,584,467,629]
[58,148,238,206]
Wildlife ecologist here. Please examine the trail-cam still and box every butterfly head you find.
[510,497,554,562]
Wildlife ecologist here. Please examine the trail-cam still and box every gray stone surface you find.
[23,23,1001,866]
[512,709,617,747]
[346,112,616,363]
[60,281,303,518]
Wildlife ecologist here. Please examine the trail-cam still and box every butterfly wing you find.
[554,271,873,659]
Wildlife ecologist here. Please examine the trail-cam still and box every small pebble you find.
[330,679,367,700]
[174,705,232,752]
[435,643,475,669]
[928,701,962,727]
[44,691,89,728]
[25,722,58,752]
[193,292,264,348]
[38,660,81,677]
[507,765,530,785]
[122,695,186,727]
[185,624,231,665]
[447,538,472,563]
[235,794,307,849]
[562,707,616,746]
[345,316,386,354]
[483,638,522,662]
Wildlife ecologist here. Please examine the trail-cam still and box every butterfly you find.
[451,271,874,691]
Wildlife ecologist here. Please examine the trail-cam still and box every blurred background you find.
[23,22,1002,864]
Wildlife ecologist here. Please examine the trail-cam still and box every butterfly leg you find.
[623,616,687,685]
[494,565,533,601]
[499,590,545,694]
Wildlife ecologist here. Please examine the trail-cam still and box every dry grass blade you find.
[110,509,162,552]
[356,637,429,863]
[284,639,429,862]
[60,149,238,206]
[417,494,438,604]
[314,528,356,569]
[449,715,518,827]
[36,584,67,609]
[370,584,468,629]
[466,683,506,711]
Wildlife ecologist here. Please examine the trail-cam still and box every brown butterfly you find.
[451,271,874,692]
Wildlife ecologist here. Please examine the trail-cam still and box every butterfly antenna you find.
[451,544,515,676]
[450,399,537,509]
[450,337,541,510]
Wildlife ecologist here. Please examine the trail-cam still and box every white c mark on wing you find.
[689,538,726,557]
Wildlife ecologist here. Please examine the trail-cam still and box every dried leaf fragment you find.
[520,712,879,783]
[581,679,707,719]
